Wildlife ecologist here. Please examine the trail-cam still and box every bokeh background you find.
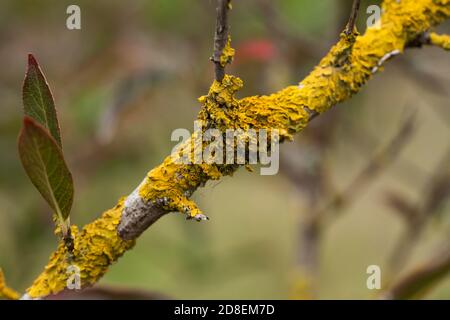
[0,0,449,299]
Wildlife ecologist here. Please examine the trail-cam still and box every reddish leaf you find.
[18,117,73,229]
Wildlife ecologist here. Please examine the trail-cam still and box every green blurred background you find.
[0,0,449,299]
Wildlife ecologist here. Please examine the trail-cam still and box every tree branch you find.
[386,148,450,273]
[24,0,450,299]
[0,269,20,300]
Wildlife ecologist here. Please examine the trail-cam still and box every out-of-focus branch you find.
[46,284,170,300]
[96,70,170,146]
[398,58,450,99]
[0,269,20,300]
[285,111,415,299]
[429,33,450,50]
[386,148,450,273]
[407,32,450,50]
[402,31,450,103]
[344,0,361,36]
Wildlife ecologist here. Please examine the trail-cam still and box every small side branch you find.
[212,0,232,81]
[344,0,361,36]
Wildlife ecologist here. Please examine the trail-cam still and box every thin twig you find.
[212,0,231,81]
[344,0,361,36]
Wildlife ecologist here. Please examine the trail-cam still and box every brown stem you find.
[382,247,450,299]
[344,0,361,35]
[212,0,231,81]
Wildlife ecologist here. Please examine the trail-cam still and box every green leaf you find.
[18,117,73,231]
[23,54,62,148]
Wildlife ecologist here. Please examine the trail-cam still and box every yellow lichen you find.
[0,268,20,300]
[430,32,450,50]
[27,199,135,298]
[290,269,315,300]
